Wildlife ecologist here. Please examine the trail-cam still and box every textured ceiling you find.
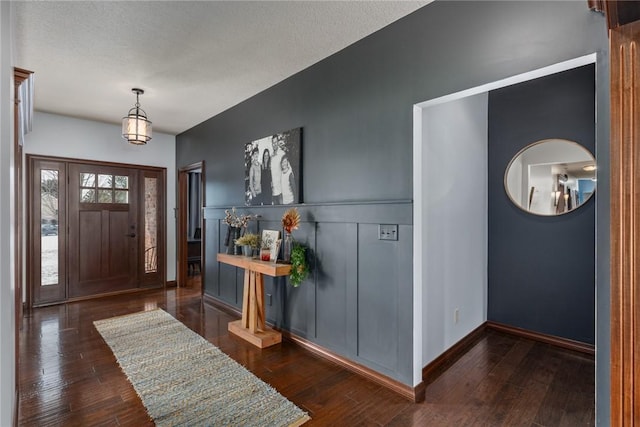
[13,1,430,135]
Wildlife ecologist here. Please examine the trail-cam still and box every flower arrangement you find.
[223,207,255,228]
[281,207,300,234]
[234,232,260,248]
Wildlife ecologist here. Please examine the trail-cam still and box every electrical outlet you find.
[379,224,398,240]
[266,294,272,306]
[454,308,459,324]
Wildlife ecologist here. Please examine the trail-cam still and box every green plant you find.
[289,243,309,287]
[234,232,259,248]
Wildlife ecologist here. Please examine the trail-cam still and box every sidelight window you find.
[144,177,158,273]
[40,169,59,286]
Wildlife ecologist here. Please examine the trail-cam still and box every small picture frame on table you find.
[261,229,280,262]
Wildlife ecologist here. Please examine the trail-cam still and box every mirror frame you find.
[504,138,596,216]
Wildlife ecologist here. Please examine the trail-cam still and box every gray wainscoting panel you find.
[204,202,413,384]
[217,223,239,305]
[397,224,414,383]
[203,219,221,297]
[357,223,401,377]
[314,222,351,352]
[283,221,315,336]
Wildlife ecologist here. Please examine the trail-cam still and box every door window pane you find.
[41,170,59,286]
[98,189,113,203]
[115,190,129,204]
[115,176,128,189]
[81,189,95,203]
[80,173,95,187]
[98,174,112,188]
[144,177,158,273]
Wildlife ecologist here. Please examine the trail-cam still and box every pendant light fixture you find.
[122,88,152,145]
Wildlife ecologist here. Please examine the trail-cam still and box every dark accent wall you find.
[177,1,607,391]
[488,65,596,344]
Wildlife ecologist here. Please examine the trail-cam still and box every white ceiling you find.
[13,1,430,135]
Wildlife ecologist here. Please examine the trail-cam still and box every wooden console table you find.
[217,253,291,348]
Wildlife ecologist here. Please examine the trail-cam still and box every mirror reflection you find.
[504,139,596,216]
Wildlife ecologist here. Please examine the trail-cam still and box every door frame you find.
[14,67,33,406]
[177,162,204,289]
[26,154,167,306]
[609,16,640,425]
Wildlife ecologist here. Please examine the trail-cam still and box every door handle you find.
[126,233,136,238]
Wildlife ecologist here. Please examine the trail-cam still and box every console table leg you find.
[241,270,250,328]
[248,271,258,333]
[255,273,265,331]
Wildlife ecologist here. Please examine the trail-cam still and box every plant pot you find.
[242,245,253,257]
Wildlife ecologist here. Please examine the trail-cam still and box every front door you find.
[67,163,139,297]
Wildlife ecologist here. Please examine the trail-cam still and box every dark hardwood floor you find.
[18,284,594,426]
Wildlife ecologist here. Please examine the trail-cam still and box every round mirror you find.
[504,139,596,216]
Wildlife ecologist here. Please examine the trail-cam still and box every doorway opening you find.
[178,162,204,290]
[412,53,599,386]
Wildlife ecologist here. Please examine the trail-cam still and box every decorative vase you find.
[282,232,292,263]
[260,248,270,261]
[226,226,241,255]
[242,245,252,257]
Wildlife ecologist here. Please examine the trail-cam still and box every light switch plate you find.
[379,224,398,240]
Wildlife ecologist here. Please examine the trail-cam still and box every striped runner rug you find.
[94,309,310,427]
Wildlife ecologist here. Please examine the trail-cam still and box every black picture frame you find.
[244,127,301,206]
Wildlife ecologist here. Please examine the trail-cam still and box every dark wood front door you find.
[28,156,166,306]
[67,163,139,298]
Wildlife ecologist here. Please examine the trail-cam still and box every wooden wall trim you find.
[203,200,413,225]
[25,153,167,172]
[202,294,424,402]
[610,19,640,426]
[203,293,240,317]
[177,162,204,289]
[14,66,33,410]
[486,321,595,355]
[282,331,424,403]
[32,287,162,308]
[422,323,487,384]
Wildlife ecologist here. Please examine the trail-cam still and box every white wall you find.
[0,1,16,424]
[421,93,488,366]
[24,112,177,281]
[528,164,554,215]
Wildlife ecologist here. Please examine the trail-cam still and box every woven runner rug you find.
[94,309,310,427]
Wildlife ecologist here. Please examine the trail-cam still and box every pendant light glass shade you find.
[122,88,152,145]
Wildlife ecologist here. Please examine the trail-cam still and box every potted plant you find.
[288,243,308,287]
[234,232,259,257]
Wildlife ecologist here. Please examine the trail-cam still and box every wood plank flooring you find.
[18,286,594,426]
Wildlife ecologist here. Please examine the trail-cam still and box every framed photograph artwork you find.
[245,127,301,206]
[261,229,280,262]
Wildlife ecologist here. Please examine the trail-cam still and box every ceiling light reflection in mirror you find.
[504,139,596,216]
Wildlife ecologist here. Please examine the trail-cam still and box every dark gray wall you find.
[488,65,596,344]
[176,0,608,402]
